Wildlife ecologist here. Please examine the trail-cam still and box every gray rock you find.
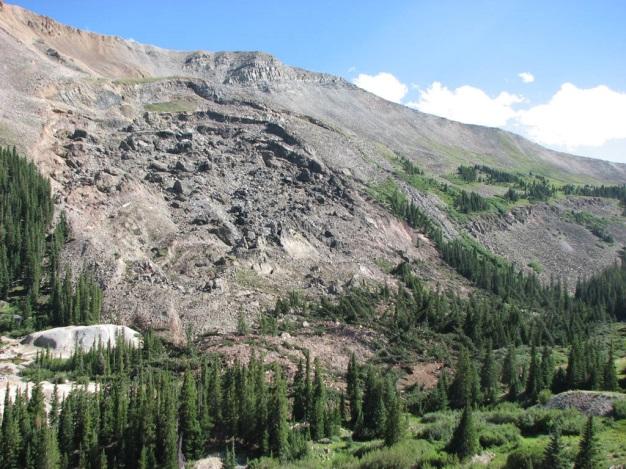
[21,325,141,358]
[168,140,192,154]
[149,161,168,172]
[70,129,88,140]
[172,179,185,194]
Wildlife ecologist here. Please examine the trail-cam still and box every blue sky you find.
[13,0,626,163]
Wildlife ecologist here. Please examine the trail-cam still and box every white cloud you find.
[518,83,626,148]
[404,80,626,153]
[352,72,408,103]
[407,82,524,127]
[518,72,535,83]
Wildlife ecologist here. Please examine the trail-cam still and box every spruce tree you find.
[223,440,236,469]
[383,381,402,446]
[525,344,540,402]
[574,416,602,469]
[449,348,479,408]
[346,352,362,427]
[179,370,202,460]
[311,358,326,440]
[447,405,479,460]
[539,345,554,391]
[544,427,570,469]
[603,345,618,391]
[292,358,307,421]
[268,365,289,459]
[480,342,498,405]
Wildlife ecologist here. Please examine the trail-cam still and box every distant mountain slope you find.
[0,2,624,336]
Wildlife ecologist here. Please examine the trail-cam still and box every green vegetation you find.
[565,210,614,243]
[0,147,102,333]
[528,259,543,274]
[1,141,625,469]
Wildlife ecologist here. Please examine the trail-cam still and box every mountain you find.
[0,2,624,339]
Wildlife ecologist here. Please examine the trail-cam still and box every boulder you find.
[168,140,192,154]
[21,325,141,358]
[175,160,190,172]
[172,179,186,194]
[545,390,626,416]
[197,160,212,172]
[70,129,88,140]
[149,161,168,172]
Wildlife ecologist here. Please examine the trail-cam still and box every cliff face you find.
[0,3,624,339]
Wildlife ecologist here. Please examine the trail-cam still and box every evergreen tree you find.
[358,366,387,439]
[574,416,602,469]
[543,427,570,469]
[447,405,479,460]
[268,365,289,459]
[179,370,202,460]
[383,380,402,446]
[430,370,449,412]
[224,440,236,469]
[292,358,307,421]
[480,342,498,405]
[603,344,618,391]
[566,341,585,390]
[346,352,362,427]
[311,358,326,440]
[539,345,555,392]
[449,348,480,408]
[525,344,540,402]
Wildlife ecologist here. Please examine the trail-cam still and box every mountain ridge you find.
[0,2,624,339]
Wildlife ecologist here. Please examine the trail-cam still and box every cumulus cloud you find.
[518,72,535,83]
[407,82,523,127]
[518,83,626,148]
[352,72,408,103]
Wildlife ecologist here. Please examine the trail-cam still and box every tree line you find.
[2,329,406,468]
[0,147,102,331]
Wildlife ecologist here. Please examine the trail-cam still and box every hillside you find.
[1,3,626,468]
[0,0,624,341]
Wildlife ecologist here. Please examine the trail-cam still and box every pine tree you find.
[358,366,387,439]
[156,376,179,469]
[292,359,307,421]
[539,345,554,392]
[449,348,479,408]
[1,388,22,469]
[525,344,540,402]
[268,365,289,459]
[223,440,236,469]
[566,340,584,390]
[543,427,570,469]
[574,416,602,469]
[447,405,479,460]
[179,370,202,460]
[383,380,402,446]
[603,344,618,391]
[346,352,362,427]
[480,342,498,404]
[431,370,449,411]
[311,358,326,440]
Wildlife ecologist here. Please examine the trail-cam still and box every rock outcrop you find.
[21,324,141,357]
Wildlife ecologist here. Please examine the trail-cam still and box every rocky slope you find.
[0,2,624,339]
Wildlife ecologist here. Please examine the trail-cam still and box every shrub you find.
[537,389,552,405]
[419,413,457,442]
[339,440,438,469]
[504,447,544,469]
[614,399,626,419]
[479,423,521,448]
[515,407,584,436]
[484,403,523,425]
